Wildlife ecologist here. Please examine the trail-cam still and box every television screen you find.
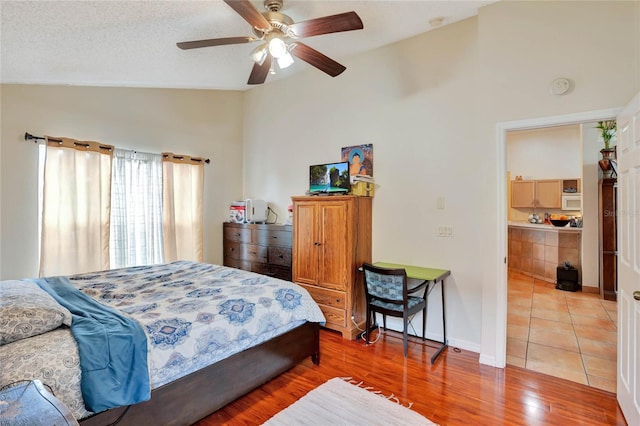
[309,161,350,194]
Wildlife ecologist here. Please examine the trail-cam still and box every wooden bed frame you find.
[80,322,320,426]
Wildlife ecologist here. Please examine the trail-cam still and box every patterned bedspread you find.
[0,261,325,419]
[69,261,325,388]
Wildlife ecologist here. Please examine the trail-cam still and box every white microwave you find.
[562,194,581,210]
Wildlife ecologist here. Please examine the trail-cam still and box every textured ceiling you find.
[0,1,495,91]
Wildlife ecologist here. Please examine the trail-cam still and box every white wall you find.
[244,1,639,361]
[507,125,582,180]
[581,122,606,289]
[0,84,245,279]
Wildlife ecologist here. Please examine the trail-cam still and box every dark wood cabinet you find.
[223,222,292,281]
[599,178,617,301]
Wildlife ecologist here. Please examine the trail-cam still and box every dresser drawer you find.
[268,246,292,267]
[253,229,292,247]
[318,305,346,328]
[223,257,250,271]
[300,284,346,309]
[251,263,292,281]
[224,226,251,243]
[224,242,267,263]
[224,241,243,260]
[243,244,267,263]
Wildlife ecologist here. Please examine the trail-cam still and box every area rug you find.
[263,377,436,425]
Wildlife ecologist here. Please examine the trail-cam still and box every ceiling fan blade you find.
[289,11,363,38]
[248,55,273,85]
[177,36,256,50]
[224,0,272,31]
[289,42,346,77]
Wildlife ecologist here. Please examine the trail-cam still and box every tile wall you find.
[508,226,582,283]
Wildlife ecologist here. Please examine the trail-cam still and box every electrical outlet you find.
[437,225,454,237]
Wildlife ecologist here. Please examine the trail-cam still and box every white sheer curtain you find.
[162,153,204,263]
[39,137,113,277]
[110,149,164,268]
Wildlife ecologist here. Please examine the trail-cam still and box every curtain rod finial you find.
[25,132,45,142]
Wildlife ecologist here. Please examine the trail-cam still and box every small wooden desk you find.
[371,262,451,364]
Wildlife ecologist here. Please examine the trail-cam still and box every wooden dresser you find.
[223,222,292,281]
[291,195,372,339]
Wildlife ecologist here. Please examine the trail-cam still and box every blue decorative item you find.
[146,318,192,348]
[275,288,302,310]
[219,298,256,325]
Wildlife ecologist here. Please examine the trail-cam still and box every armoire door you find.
[317,201,350,291]
[292,202,318,285]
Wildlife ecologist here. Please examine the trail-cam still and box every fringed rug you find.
[263,377,437,425]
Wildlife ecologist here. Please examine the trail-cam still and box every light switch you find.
[436,196,445,210]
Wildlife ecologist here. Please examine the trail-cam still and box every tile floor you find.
[506,271,618,393]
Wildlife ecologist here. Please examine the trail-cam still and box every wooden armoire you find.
[291,195,372,339]
[599,178,617,301]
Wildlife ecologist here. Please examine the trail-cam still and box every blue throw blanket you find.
[35,277,150,413]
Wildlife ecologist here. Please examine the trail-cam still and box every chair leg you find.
[403,314,409,357]
[365,307,371,345]
[382,314,387,330]
[422,306,427,340]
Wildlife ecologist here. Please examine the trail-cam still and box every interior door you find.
[616,91,640,425]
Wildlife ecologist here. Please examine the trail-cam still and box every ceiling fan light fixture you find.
[277,51,294,69]
[250,43,268,64]
[268,37,288,59]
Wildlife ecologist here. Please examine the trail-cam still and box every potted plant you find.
[596,120,617,150]
[596,120,616,178]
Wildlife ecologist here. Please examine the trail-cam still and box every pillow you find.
[0,280,72,345]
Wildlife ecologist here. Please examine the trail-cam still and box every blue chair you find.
[362,263,428,357]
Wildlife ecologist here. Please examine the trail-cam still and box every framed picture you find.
[341,144,373,177]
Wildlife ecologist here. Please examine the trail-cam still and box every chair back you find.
[362,263,408,304]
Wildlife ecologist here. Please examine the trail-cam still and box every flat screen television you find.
[309,161,350,194]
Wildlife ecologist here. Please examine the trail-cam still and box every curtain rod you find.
[25,132,210,164]
[163,153,210,164]
[25,132,62,143]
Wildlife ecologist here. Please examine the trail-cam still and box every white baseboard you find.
[479,353,498,367]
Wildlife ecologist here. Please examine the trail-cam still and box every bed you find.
[0,261,324,425]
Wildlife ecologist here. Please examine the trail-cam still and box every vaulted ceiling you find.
[1,1,495,90]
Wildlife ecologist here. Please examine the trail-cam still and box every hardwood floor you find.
[195,328,627,425]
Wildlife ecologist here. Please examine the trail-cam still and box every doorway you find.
[496,110,618,391]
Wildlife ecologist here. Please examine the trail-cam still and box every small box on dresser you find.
[223,222,292,281]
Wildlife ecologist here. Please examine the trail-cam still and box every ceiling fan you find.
[176,0,364,85]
